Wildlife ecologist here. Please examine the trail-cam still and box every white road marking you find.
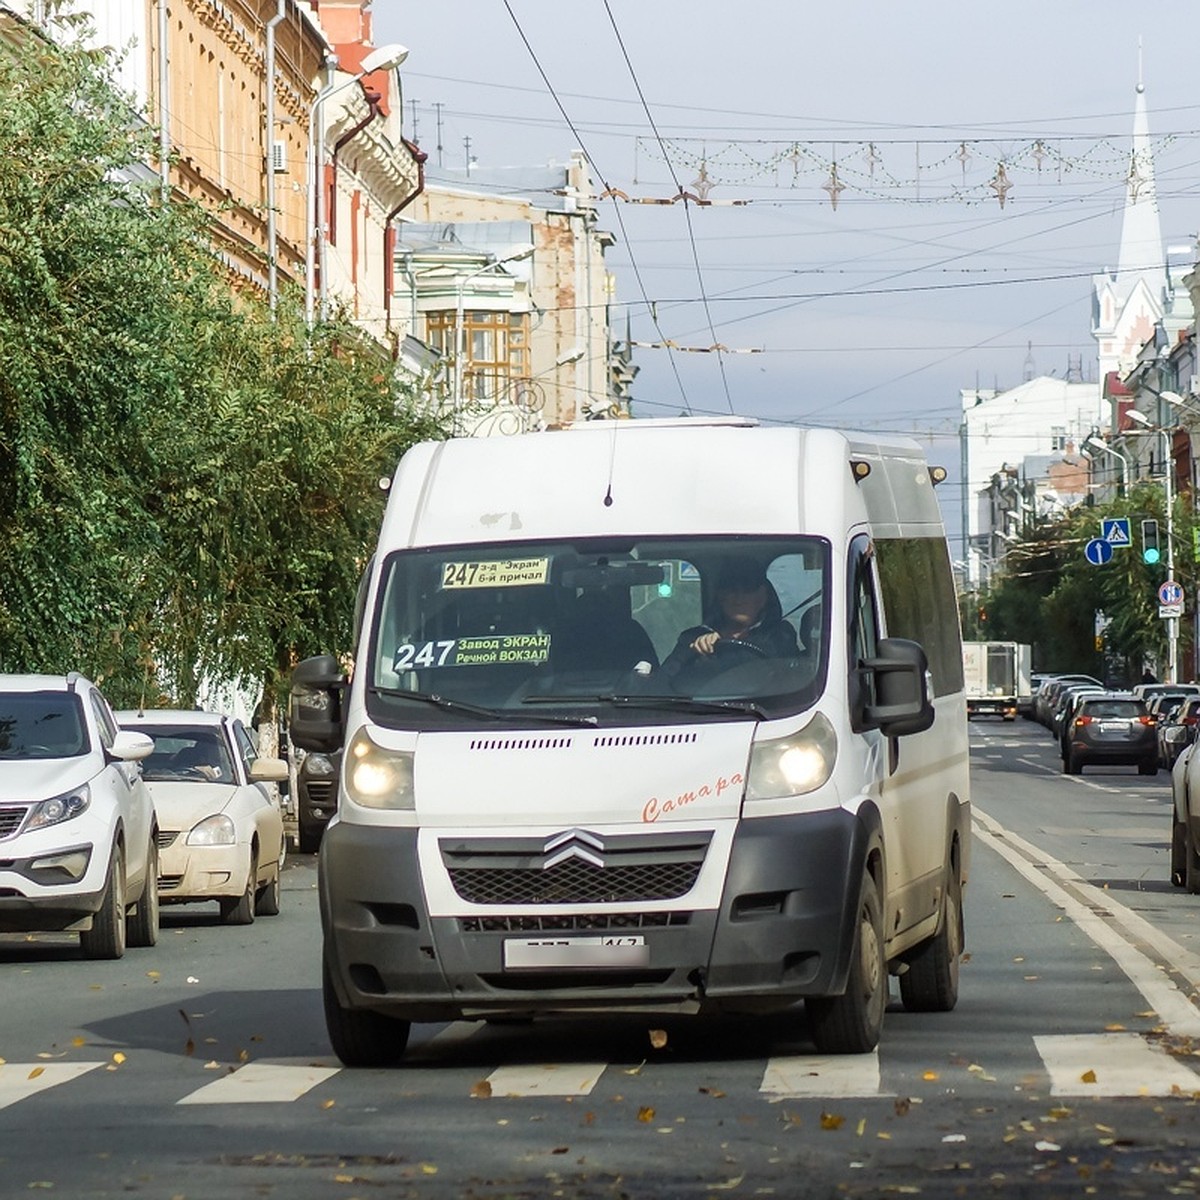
[483,1062,606,1097]
[176,1061,340,1105]
[760,1052,883,1099]
[1035,1033,1200,1097]
[0,1062,102,1109]
[974,805,1200,1037]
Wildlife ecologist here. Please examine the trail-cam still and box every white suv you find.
[0,673,160,958]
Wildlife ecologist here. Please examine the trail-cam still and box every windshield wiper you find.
[523,694,767,719]
[369,686,597,727]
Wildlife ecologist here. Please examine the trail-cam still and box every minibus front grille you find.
[440,830,711,906]
[448,860,702,905]
[460,912,692,933]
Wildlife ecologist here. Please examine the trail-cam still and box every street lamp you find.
[1127,408,1177,682]
[305,43,411,331]
[1084,435,1129,492]
[453,246,535,416]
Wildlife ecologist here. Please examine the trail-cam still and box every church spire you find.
[1091,48,1166,385]
[1116,42,1164,291]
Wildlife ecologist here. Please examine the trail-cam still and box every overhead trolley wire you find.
[600,0,735,415]
[501,0,694,415]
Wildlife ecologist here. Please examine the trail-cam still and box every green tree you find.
[0,15,445,708]
[976,484,1196,685]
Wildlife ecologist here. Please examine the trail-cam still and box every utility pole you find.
[434,102,444,167]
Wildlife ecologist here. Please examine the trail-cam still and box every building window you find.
[426,310,530,403]
[1051,426,1066,452]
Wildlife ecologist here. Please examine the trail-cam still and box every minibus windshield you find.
[367,537,829,727]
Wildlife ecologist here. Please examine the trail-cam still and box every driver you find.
[663,559,799,673]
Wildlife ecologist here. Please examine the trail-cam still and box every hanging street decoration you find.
[627,131,1189,210]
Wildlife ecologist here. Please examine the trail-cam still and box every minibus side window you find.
[848,535,881,730]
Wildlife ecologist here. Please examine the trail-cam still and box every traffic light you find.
[1141,518,1161,565]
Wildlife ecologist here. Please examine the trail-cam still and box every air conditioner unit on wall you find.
[272,141,287,174]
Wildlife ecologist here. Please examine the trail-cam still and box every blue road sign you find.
[1159,579,1184,606]
[1085,538,1113,566]
[1102,517,1132,547]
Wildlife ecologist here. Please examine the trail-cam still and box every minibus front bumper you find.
[319,810,871,1023]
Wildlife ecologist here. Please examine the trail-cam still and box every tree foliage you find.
[0,17,445,708]
[973,484,1196,685]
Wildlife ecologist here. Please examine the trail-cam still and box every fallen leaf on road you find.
[942,1134,966,1143]
[321,1099,335,1109]
[922,1071,939,1081]
[819,1112,844,1131]
[623,1061,646,1076]
[111,1052,126,1066]
[27,1067,44,1080]
[551,1146,569,1155]
[699,1087,726,1098]
[637,1106,656,1123]
[470,1080,493,1099]
[419,1164,437,1175]
[707,1173,745,1190]
[146,971,160,981]
[1035,1140,1061,1152]
[1080,1069,1097,1084]
[649,1029,668,1050]
[71,1038,85,1049]
[894,1097,912,1116]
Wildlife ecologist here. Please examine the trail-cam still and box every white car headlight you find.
[26,785,91,831]
[745,713,838,801]
[344,727,414,810]
[187,813,237,846]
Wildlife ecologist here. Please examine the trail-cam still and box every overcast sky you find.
[374,2,1200,550]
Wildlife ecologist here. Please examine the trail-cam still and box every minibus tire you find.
[898,863,961,1013]
[323,959,411,1067]
[806,871,886,1054]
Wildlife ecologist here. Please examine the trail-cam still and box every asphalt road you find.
[4,719,1200,1199]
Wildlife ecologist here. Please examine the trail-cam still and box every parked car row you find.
[0,673,288,959]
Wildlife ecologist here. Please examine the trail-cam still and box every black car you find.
[1062,695,1157,776]
[296,749,341,853]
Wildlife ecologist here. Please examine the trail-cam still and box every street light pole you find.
[1084,435,1129,493]
[1128,410,1177,681]
[304,43,410,332]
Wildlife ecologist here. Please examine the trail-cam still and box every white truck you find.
[962,641,1032,720]
[290,418,971,1065]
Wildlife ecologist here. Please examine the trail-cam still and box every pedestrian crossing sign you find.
[1102,517,1132,547]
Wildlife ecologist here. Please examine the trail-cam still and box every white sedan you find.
[1171,741,1200,892]
[118,709,288,924]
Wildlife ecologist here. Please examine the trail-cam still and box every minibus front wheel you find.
[323,959,411,1067]
[805,869,885,1054]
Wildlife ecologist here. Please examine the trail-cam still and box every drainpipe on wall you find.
[319,88,381,321]
[385,138,428,350]
[264,0,287,315]
[156,0,170,201]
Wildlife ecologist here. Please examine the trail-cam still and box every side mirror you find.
[289,655,348,753]
[248,756,290,783]
[111,730,155,762]
[861,638,934,737]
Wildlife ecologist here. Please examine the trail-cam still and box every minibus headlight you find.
[745,713,837,800]
[345,728,414,810]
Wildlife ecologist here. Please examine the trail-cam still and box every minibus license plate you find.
[503,936,648,970]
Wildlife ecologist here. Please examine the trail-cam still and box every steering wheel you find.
[708,637,767,660]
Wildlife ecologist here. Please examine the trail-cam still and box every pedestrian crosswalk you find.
[2,1027,1199,1112]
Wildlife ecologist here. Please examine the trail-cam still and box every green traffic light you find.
[1144,548,1161,565]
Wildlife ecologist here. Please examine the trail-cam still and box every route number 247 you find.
[394,640,456,669]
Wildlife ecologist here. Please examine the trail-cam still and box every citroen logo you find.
[542,828,606,870]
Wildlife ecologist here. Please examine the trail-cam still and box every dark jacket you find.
[662,583,800,677]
